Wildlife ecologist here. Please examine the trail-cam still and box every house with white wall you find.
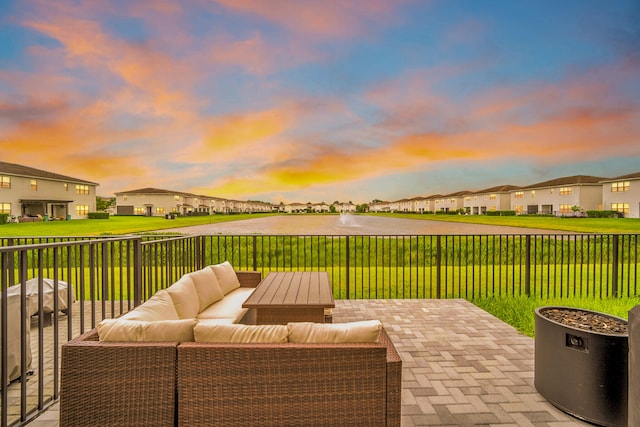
[601,171,640,218]
[0,161,98,220]
[511,175,604,215]
[465,185,519,215]
[115,188,187,216]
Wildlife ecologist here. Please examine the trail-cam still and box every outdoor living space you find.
[15,299,589,427]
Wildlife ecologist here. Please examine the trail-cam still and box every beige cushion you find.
[166,275,200,319]
[210,261,241,294]
[287,320,382,343]
[194,322,288,343]
[197,287,254,322]
[121,290,179,321]
[188,268,224,312]
[97,319,195,342]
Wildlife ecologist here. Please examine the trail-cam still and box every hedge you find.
[586,210,622,218]
[0,213,8,225]
[88,212,110,219]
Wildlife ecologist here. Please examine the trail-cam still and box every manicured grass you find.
[471,295,640,337]
[368,212,640,233]
[0,213,276,237]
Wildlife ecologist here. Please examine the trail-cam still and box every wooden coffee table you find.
[242,271,335,324]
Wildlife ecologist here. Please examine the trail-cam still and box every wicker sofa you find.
[60,265,402,427]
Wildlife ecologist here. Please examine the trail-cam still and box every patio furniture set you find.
[59,263,402,426]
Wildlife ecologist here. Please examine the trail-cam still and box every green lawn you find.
[0,213,277,236]
[367,212,640,233]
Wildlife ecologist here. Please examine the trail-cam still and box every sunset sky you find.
[1,1,639,204]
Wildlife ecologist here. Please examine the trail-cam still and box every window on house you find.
[465,197,471,201]
[76,205,89,216]
[64,183,69,191]
[531,190,535,197]
[76,184,89,195]
[30,179,37,190]
[174,195,181,202]
[559,187,572,195]
[489,194,497,200]
[514,205,523,213]
[611,203,630,214]
[514,191,523,199]
[559,204,572,214]
[489,206,497,211]
[134,207,145,215]
[550,188,554,194]
[0,176,11,189]
[156,207,166,214]
[611,181,630,192]
[0,203,10,214]
[123,195,128,201]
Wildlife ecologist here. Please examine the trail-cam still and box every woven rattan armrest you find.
[60,329,178,427]
[235,270,262,287]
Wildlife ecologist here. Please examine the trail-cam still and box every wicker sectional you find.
[59,268,402,426]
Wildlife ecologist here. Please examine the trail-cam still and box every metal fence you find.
[1,233,639,426]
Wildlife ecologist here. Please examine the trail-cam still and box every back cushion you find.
[188,268,224,312]
[287,320,382,343]
[166,275,200,319]
[210,261,241,294]
[121,290,180,321]
[97,319,195,342]
[194,321,289,343]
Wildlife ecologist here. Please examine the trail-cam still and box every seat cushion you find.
[187,267,224,312]
[287,320,382,343]
[196,287,254,323]
[194,322,288,343]
[97,319,196,342]
[121,290,180,321]
[166,275,200,319]
[210,261,241,295]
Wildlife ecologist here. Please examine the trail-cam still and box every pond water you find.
[165,214,566,235]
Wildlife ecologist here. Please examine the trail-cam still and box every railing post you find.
[436,235,442,299]
[252,236,258,271]
[133,238,142,307]
[612,234,619,298]
[525,235,531,297]
[345,236,350,299]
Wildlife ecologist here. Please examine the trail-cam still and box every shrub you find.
[0,213,8,225]
[587,210,622,218]
[88,212,110,219]
[486,211,499,216]
[499,210,516,216]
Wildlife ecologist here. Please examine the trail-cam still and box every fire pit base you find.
[534,306,628,427]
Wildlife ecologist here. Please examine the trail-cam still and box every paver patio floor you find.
[22,299,589,426]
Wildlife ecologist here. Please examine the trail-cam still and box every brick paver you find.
[17,299,589,426]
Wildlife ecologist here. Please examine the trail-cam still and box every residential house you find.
[0,161,98,220]
[601,171,640,218]
[115,188,187,216]
[512,175,605,215]
[465,185,520,215]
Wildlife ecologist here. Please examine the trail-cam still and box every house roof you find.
[474,184,520,194]
[521,175,607,189]
[115,187,191,196]
[601,171,640,182]
[0,161,99,185]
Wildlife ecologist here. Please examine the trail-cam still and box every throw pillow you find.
[166,274,201,319]
[210,261,241,294]
[188,267,224,312]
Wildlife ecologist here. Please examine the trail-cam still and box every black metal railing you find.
[1,233,639,426]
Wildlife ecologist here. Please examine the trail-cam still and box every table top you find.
[242,271,335,309]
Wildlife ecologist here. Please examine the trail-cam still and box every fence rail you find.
[1,233,639,426]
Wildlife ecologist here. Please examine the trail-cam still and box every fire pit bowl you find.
[534,306,628,427]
